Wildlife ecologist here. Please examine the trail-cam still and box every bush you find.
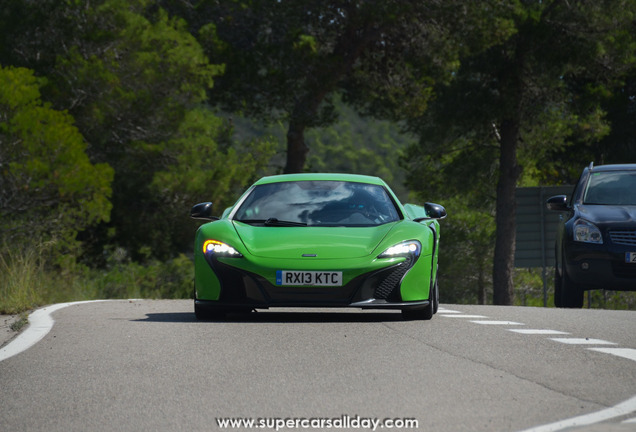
[0,246,44,314]
[92,250,193,300]
[0,242,194,315]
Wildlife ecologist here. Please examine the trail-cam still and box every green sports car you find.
[191,173,446,320]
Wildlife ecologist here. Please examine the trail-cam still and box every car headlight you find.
[378,240,422,258]
[202,240,243,257]
[573,219,603,244]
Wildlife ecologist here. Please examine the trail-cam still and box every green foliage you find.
[429,198,496,305]
[46,0,223,153]
[0,0,276,266]
[91,248,193,300]
[190,0,509,172]
[138,107,276,257]
[225,99,415,199]
[305,104,415,200]
[0,66,113,257]
[0,241,195,314]
[151,108,276,211]
[0,1,634,310]
[404,0,636,304]
[0,244,44,314]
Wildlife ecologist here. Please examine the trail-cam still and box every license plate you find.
[626,252,636,263]
[276,270,342,286]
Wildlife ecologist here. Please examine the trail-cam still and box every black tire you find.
[554,265,563,308]
[402,305,433,320]
[432,278,439,314]
[555,252,584,308]
[194,302,227,320]
[402,279,436,321]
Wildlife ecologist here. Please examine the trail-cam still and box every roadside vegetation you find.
[1,0,635,315]
[0,244,193,315]
[2,245,634,315]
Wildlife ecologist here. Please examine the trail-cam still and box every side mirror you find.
[546,195,568,212]
[191,202,219,220]
[425,202,447,220]
[414,202,447,222]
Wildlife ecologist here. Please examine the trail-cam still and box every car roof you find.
[589,164,636,172]
[254,173,387,186]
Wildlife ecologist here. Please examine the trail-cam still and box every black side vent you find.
[374,256,414,300]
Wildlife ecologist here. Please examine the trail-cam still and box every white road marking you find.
[0,300,115,362]
[550,338,618,345]
[436,308,636,430]
[508,329,570,335]
[436,308,462,314]
[470,320,524,325]
[518,395,636,432]
[588,348,636,362]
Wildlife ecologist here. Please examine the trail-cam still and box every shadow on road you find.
[134,310,406,324]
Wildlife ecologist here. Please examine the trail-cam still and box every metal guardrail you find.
[514,185,574,305]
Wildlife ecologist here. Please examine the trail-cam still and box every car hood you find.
[578,204,636,225]
[232,222,395,259]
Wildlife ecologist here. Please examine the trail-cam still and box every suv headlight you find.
[378,240,422,258]
[573,219,603,244]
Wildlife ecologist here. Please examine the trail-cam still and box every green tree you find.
[148,107,276,257]
[405,0,636,305]
[0,66,113,257]
[1,0,275,262]
[185,0,505,174]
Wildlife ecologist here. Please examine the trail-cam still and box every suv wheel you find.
[555,253,584,308]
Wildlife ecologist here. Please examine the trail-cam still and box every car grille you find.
[609,230,636,246]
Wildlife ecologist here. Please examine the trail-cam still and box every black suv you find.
[546,163,636,307]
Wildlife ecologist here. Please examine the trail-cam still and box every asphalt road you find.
[0,300,635,432]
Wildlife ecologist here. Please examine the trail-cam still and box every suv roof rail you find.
[588,161,594,170]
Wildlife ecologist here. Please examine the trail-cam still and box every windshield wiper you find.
[264,218,307,227]
[234,218,307,227]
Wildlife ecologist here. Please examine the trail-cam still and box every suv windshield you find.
[233,181,401,227]
[583,171,636,205]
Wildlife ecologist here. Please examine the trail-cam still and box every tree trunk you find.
[281,18,379,174]
[477,255,486,305]
[492,118,521,305]
[284,118,308,174]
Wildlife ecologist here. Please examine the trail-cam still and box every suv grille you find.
[609,230,636,246]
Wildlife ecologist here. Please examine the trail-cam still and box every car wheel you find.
[432,278,439,314]
[556,253,584,308]
[193,287,227,320]
[554,266,563,308]
[402,306,433,320]
[194,301,227,321]
[402,280,436,321]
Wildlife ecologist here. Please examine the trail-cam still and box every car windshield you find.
[583,171,636,205]
[233,180,402,227]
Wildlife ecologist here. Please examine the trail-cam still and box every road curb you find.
[0,313,23,349]
[0,300,117,362]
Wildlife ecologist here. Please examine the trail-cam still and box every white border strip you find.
[550,338,617,345]
[0,300,111,362]
[470,320,524,326]
[518,395,636,432]
[589,348,636,362]
[508,329,570,335]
